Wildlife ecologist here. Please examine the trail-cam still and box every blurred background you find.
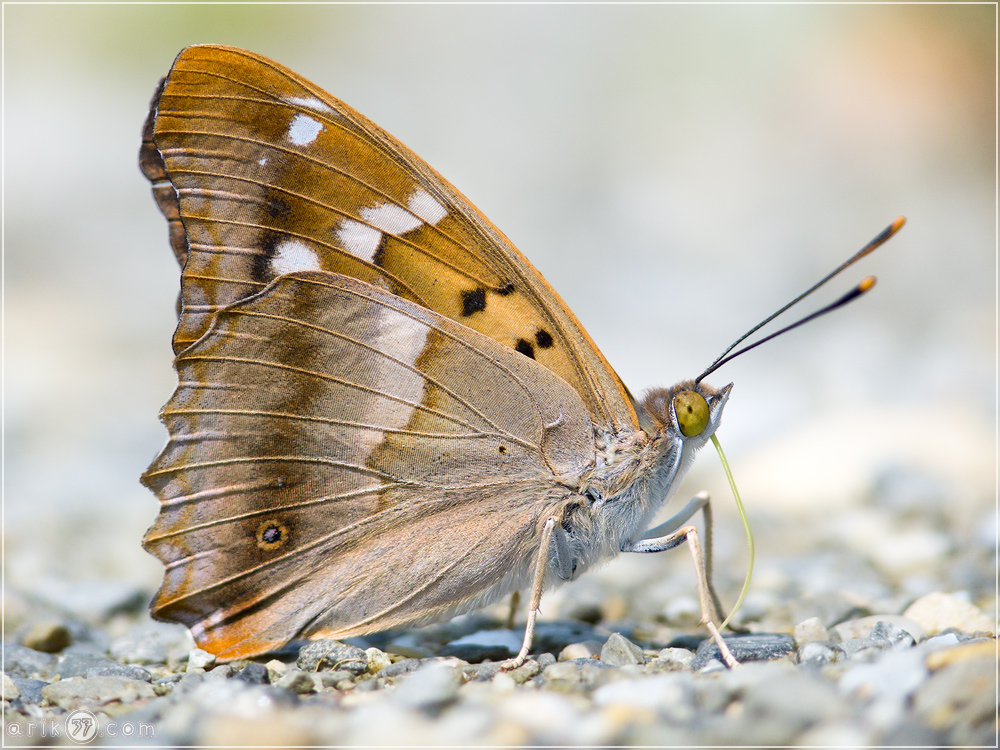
[5,5,995,624]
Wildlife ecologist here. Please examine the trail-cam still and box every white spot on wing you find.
[271,240,322,275]
[336,219,382,261]
[286,95,333,113]
[287,113,323,145]
[258,156,268,166]
[362,202,422,235]
[355,305,429,458]
[407,189,448,225]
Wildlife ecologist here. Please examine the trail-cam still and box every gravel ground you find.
[4,466,996,746]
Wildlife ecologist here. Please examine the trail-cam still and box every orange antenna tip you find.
[859,276,877,292]
[891,216,906,233]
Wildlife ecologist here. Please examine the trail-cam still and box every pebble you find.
[187,648,216,671]
[2,672,20,700]
[5,563,992,749]
[793,616,830,645]
[3,643,57,679]
[41,675,156,708]
[691,633,796,670]
[903,592,995,636]
[297,640,368,674]
[600,632,645,666]
[20,622,72,653]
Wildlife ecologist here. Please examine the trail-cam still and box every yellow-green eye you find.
[674,390,709,437]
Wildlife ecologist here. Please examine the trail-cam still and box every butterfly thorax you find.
[561,381,731,575]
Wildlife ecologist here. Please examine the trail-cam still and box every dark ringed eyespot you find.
[255,520,290,551]
[515,339,535,358]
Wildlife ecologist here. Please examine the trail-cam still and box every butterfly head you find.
[638,381,732,447]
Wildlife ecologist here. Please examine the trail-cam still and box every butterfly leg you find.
[499,516,557,671]
[638,491,724,622]
[622,493,739,669]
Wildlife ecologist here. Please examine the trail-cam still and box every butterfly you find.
[140,45,900,666]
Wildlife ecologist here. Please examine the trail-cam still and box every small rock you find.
[505,659,541,684]
[277,669,316,694]
[600,632,645,666]
[691,633,795,670]
[833,614,924,643]
[10,677,46,704]
[793,616,830,645]
[924,638,995,670]
[903,592,995,636]
[2,672,20,700]
[796,640,846,667]
[41,676,156,708]
[21,622,72,653]
[109,628,168,665]
[3,643,57,679]
[655,647,695,671]
[364,647,392,674]
[378,658,421,678]
[265,659,290,683]
[85,664,152,681]
[234,663,270,684]
[316,669,355,689]
[297,640,368,674]
[913,646,995,744]
[56,646,126,678]
[559,641,602,661]
[536,652,557,669]
[187,648,216,671]
[393,663,461,710]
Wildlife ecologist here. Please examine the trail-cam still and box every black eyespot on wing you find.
[498,444,507,454]
[461,287,487,316]
[255,520,290,551]
[497,283,516,296]
[515,338,535,359]
[535,329,554,348]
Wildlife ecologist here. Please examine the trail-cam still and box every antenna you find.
[695,217,905,384]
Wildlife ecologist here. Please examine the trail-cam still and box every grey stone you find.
[41,676,156,708]
[796,640,847,667]
[55,646,126,678]
[3,643,57,679]
[277,669,317,694]
[393,663,461,711]
[691,633,795,670]
[186,648,216,671]
[297,640,368,674]
[85,663,152,681]
[377,658,421,678]
[234,662,270,684]
[600,632,645,666]
[109,628,169,665]
[10,677,46,704]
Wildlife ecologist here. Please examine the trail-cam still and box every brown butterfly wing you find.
[141,44,638,434]
[141,272,594,659]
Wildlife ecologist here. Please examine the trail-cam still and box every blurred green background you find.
[4,5,994,605]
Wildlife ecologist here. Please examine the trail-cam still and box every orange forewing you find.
[141,45,638,434]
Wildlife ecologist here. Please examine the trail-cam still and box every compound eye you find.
[674,390,709,437]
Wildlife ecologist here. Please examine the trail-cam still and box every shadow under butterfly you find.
[139,44,904,667]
